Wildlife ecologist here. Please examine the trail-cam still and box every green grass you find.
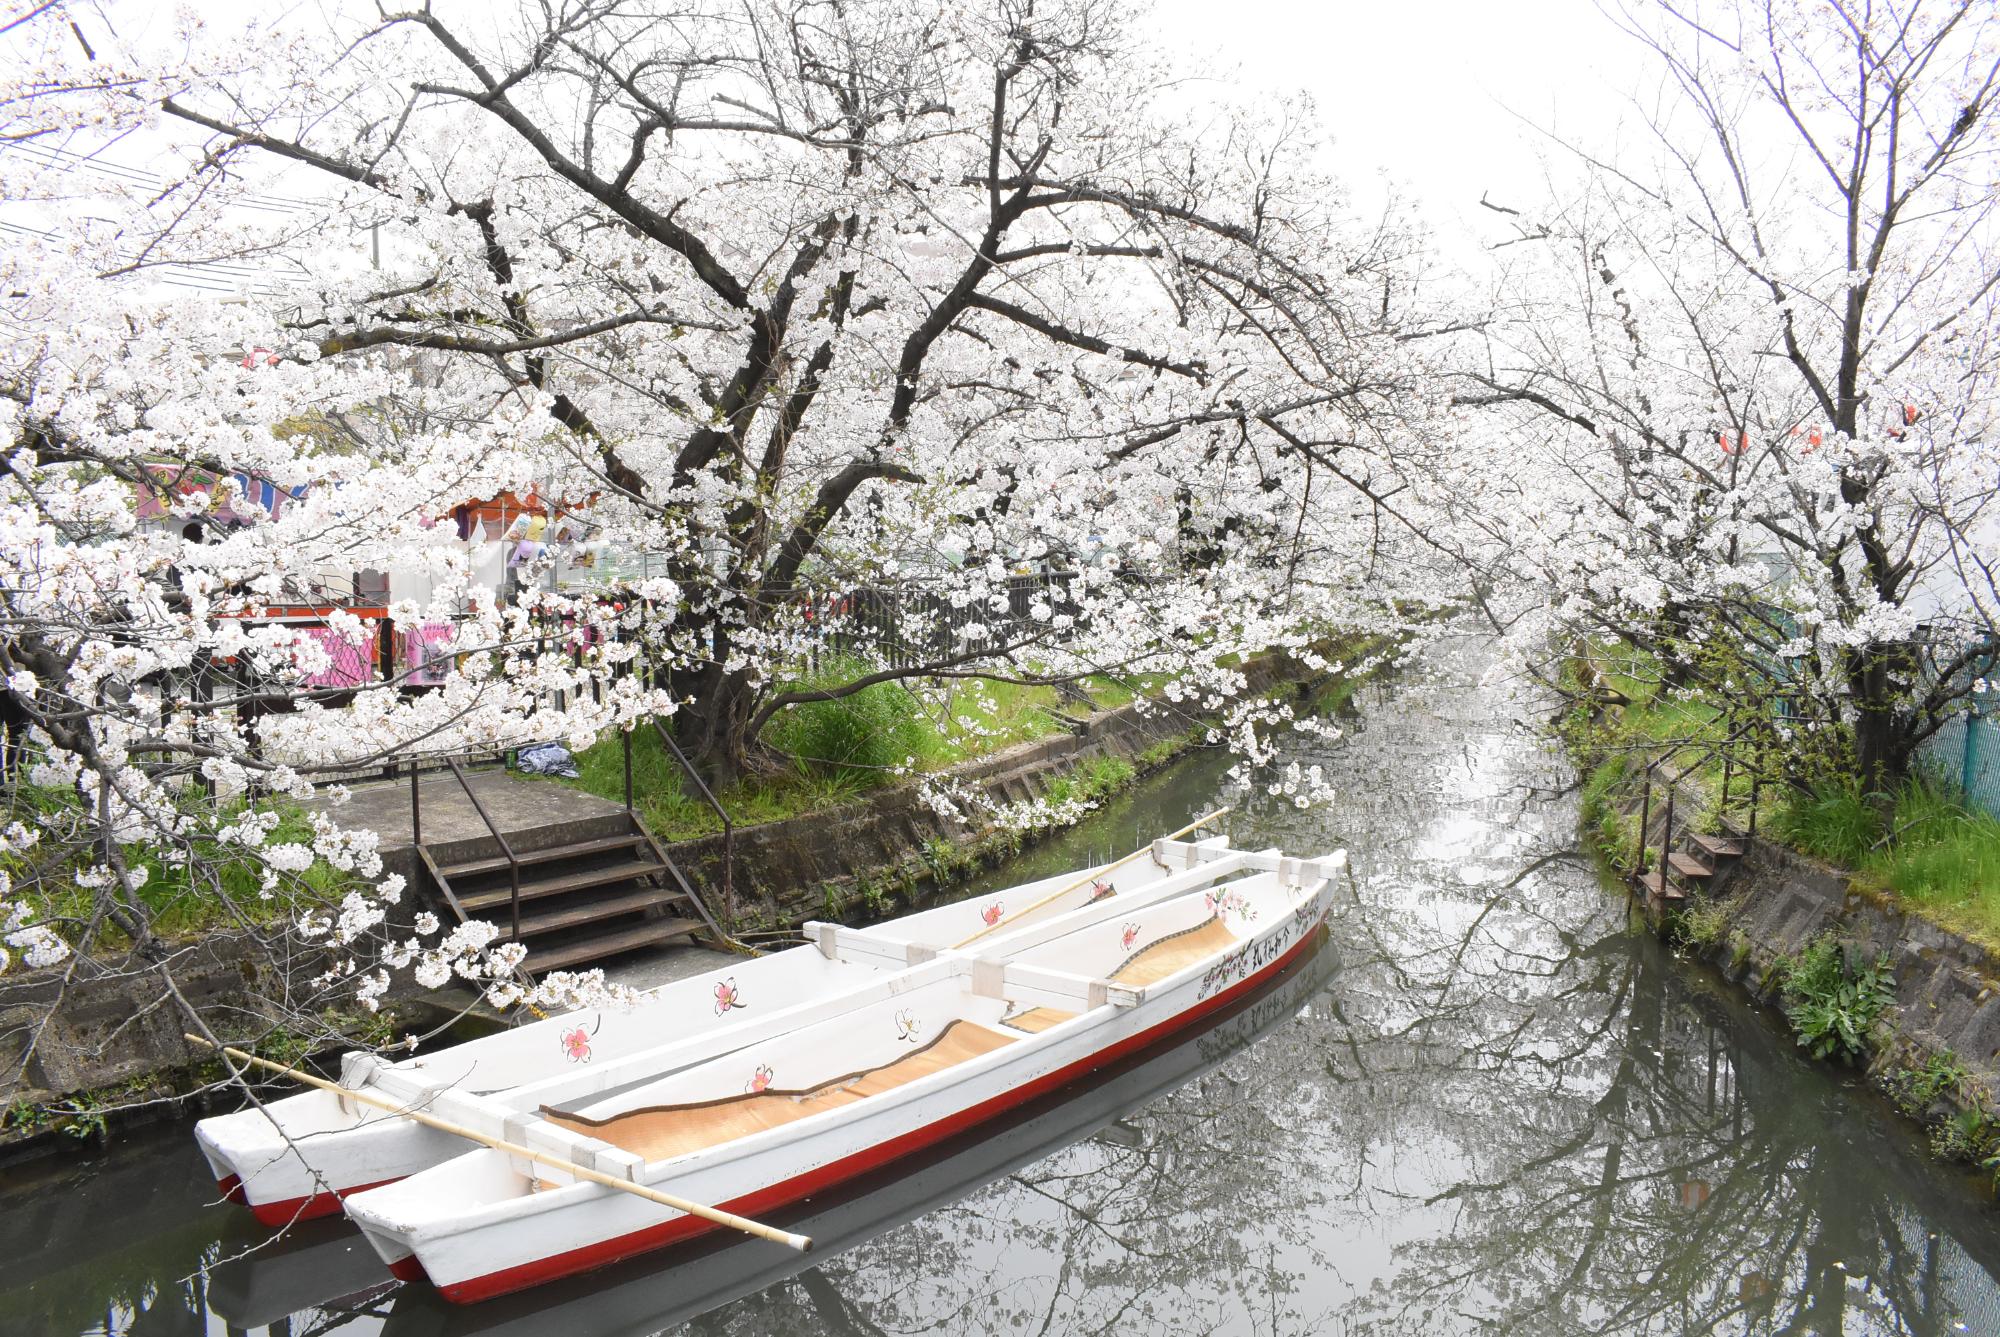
[1042,754,1135,806]
[2,784,346,947]
[561,665,1172,842]
[1574,642,1730,764]
[1579,755,1640,870]
[1570,637,1809,858]
[1770,775,2000,950]
[764,664,942,782]
[1770,780,1882,868]
[566,725,718,838]
[1867,780,2000,948]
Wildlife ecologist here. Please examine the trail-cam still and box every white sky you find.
[1146,0,1655,244]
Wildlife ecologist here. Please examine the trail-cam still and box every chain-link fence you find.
[1916,693,2000,820]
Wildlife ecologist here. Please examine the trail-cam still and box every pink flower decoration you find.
[713,978,744,1015]
[981,903,1003,927]
[748,1064,774,1094]
[560,1026,592,1063]
[1120,923,1139,950]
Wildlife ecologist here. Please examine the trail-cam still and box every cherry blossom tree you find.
[0,0,1473,1091]
[1463,0,2000,791]
[2,0,1474,784]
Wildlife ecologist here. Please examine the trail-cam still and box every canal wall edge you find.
[1594,754,2000,1171]
[659,646,1336,933]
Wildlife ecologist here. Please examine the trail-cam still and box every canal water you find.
[3,629,1997,1335]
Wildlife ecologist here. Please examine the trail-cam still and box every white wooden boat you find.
[374,922,1339,1337]
[195,835,1251,1225]
[341,845,1342,1302]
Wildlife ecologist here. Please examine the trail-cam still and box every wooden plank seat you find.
[542,1021,1015,1164]
[1001,1007,1075,1034]
[542,918,1247,1164]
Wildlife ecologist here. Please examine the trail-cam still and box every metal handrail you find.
[432,754,525,939]
[1631,698,1803,873]
[623,720,737,928]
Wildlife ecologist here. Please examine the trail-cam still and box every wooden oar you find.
[184,1033,812,1253]
[952,807,1232,949]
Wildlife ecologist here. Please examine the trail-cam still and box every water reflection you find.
[3,630,1998,1335]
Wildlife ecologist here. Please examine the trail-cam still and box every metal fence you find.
[162,568,1086,784]
[771,569,1083,672]
[1916,694,2000,820]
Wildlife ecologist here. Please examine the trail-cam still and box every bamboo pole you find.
[185,1033,812,1253]
[952,807,1232,949]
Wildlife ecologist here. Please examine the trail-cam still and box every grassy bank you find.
[557,668,1169,844]
[1566,640,2000,1190]
[1566,640,2000,953]
[1772,779,2000,950]
[555,629,1405,845]
[0,788,349,946]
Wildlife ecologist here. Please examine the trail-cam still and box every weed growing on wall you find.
[1776,937,1895,1064]
[1888,1049,1972,1119]
[1669,900,1731,950]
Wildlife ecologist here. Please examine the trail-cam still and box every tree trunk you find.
[1846,640,1913,798]
[671,665,760,790]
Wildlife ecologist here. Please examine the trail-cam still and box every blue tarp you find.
[516,741,580,779]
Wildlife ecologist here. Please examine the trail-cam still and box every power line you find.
[0,216,314,296]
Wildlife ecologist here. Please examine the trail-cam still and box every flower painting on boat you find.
[895,1009,922,1044]
[1205,888,1257,922]
[1090,878,1114,901]
[560,1024,595,1064]
[747,1063,775,1094]
[713,978,745,1016]
[1120,922,1141,950]
[981,902,1004,927]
